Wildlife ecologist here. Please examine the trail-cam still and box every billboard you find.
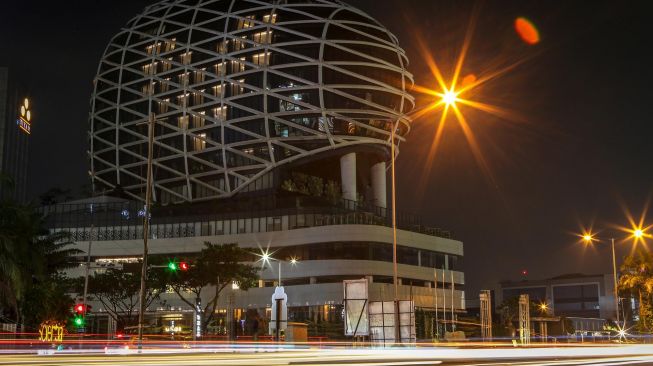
[343,278,369,336]
[369,300,415,344]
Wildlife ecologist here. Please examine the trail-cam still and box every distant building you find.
[0,67,31,203]
[496,273,617,334]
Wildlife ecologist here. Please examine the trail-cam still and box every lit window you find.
[180,51,192,65]
[192,111,205,128]
[160,78,170,93]
[213,106,227,121]
[178,115,189,130]
[179,72,189,86]
[193,133,206,151]
[164,38,176,52]
[212,84,223,97]
[142,62,156,76]
[233,36,247,51]
[193,90,204,106]
[252,31,272,44]
[141,82,155,96]
[145,42,162,55]
[217,40,228,54]
[237,15,255,29]
[231,58,245,73]
[252,52,270,66]
[215,62,226,76]
[159,98,170,114]
[194,68,205,83]
[162,58,173,72]
[230,79,245,96]
[263,13,277,24]
[177,92,190,107]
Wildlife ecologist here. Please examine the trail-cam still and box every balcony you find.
[38,197,453,242]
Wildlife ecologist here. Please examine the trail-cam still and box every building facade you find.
[46,0,465,339]
[0,67,31,203]
[496,273,617,334]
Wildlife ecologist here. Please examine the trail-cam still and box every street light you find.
[257,251,298,341]
[580,227,648,327]
[258,250,299,286]
[387,84,463,342]
[441,89,459,106]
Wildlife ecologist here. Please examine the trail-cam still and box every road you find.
[2,345,653,366]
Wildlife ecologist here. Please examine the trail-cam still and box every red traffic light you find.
[74,304,86,314]
[179,262,189,271]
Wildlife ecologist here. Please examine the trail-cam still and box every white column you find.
[340,152,357,202]
[371,161,386,208]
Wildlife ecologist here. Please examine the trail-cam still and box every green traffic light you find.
[168,262,178,271]
[74,316,85,327]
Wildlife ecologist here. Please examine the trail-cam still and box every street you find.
[2,344,653,366]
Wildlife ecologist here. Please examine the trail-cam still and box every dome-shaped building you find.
[63,0,465,341]
[89,0,414,204]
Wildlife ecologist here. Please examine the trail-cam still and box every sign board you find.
[369,300,415,345]
[343,278,369,336]
[38,322,65,343]
[16,98,32,135]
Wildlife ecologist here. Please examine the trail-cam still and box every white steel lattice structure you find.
[89,0,414,203]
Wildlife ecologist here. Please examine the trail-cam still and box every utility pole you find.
[137,113,155,350]
[390,123,400,343]
[610,238,620,326]
[433,269,438,339]
[81,223,93,324]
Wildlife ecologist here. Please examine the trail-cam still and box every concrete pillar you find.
[370,161,387,208]
[340,152,357,203]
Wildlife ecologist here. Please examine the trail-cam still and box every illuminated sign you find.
[38,321,65,343]
[16,98,31,135]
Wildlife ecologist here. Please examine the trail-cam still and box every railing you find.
[39,198,453,242]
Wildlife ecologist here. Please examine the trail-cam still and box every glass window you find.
[553,285,583,300]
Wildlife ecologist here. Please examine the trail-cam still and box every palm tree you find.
[619,250,653,331]
[0,195,79,325]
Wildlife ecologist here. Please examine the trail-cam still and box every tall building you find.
[0,67,31,203]
[45,0,465,339]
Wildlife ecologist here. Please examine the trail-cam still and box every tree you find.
[161,243,258,332]
[620,250,653,331]
[0,198,79,326]
[79,268,167,331]
[38,187,73,206]
[497,296,540,337]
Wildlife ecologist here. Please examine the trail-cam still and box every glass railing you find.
[38,198,453,241]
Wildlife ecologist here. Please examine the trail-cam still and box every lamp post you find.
[387,90,459,343]
[137,112,156,350]
[260,253,298,341]
[581,228,645,327]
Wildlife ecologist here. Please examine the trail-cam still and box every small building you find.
[496,273,617,335]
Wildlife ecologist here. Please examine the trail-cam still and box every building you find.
[496,273,617,334]
[47,0,465,339]
[0,67,31,203]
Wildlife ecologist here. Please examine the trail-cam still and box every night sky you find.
[2,0,652,296]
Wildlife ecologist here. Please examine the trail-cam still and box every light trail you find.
[1,344,653,366]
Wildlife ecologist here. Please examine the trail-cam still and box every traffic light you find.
[74,303,86,314]
[168,261,178,271]
[73,315,85,327]
[167,260,190,271]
